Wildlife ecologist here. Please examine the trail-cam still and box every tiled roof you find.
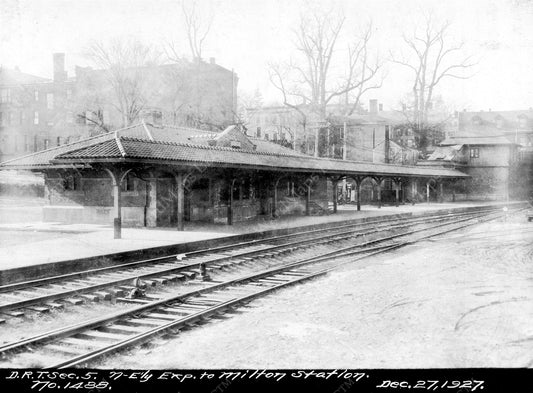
[1,123,468,178]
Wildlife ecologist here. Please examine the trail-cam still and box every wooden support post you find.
[411,179,417,205]
[112,181,121,239]
[271,180,278,218]
[176,173,184,231]
[376,178,382,209]
[439,182,444,203]
[395,180,400,207]
[228,179,236,225]
[356,180,361,211]
[305,185,311,216]
[332,179,338,213]
[452,183,456,202]
[426,181,430,204]
[401,180,406,204]
[104,167,131,240]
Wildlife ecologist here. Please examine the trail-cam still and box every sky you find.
[1,0,533,112]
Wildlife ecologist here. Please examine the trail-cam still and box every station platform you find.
[0,201,517,275]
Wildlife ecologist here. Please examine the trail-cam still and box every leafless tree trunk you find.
[391,16,476,127]
[269,10,383,156]
[179,0,213,61]
[84,39,161,128]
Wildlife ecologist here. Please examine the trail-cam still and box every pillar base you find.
[113,217,121,239]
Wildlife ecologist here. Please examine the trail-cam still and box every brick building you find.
[0,54,237,162]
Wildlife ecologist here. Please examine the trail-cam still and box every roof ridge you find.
[54,138,119,159]
[120,136,308,159]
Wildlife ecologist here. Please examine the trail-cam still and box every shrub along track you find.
[0,208,500,320]
[0,206,523,368]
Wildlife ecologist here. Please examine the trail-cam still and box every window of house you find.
[256,127,261,138]
[1,89,11,103]
[34,90,39,101]
[470,147,479,158]
[34,111,39,125]
[264,133,269,141]
[46,93,54,110]
[56,136,62,146]
[44,139,49,149]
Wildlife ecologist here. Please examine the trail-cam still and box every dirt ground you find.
[97,213,533,369]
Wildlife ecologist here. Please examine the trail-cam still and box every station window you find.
[34,111,39,125]
[63,174,80,191]
[256,127,261,138]
[121,175,135,192]
[44,139,50,149]
[470,148,479,158]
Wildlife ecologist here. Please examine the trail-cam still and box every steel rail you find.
[0,208,510,361]
[0,210,493,314]
[0,206,500,294]
[50,208,512,368]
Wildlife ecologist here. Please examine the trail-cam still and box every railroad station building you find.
[0,121,468,237]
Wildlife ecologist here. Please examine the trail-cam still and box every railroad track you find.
[0,206,520,368]
[0,208,500,319]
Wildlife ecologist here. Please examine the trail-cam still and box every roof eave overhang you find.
[51,157,469,179]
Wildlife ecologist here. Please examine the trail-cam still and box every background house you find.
[0,53,238,162]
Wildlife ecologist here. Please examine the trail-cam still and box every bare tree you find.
[83,38,161,129]
[391,16,476,127]
[174,0,214,62]
[269,10,383,156]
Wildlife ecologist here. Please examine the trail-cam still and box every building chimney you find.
[53,53,67,82]
[369,99,378,114]
[209,57,216,65]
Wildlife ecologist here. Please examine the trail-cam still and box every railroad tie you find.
[181,271,197,279]
[80,294,100,302]
[105,288,125,297]
[93,292,112,301]
[26,306,50,313]
[45,302,64,310]
[63,298,84,306]
[1,310,26,318]
[115,297,152,304]
[45,344,82,356]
